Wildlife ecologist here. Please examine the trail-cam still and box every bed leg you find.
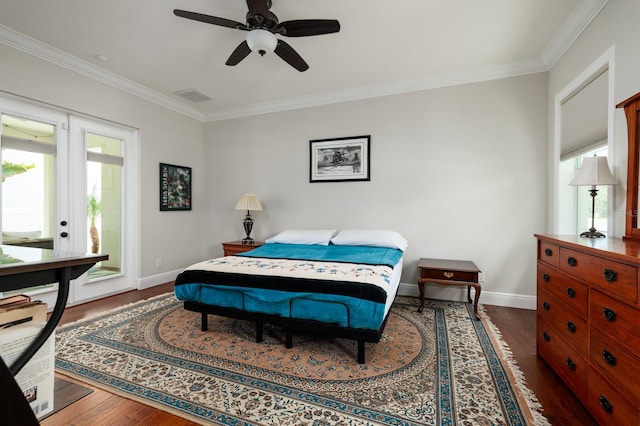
[201,312,208,331]
[357,341,365,364]
[256,322,263,343]
[285,329,293,349]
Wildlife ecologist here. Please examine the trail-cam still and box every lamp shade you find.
[570,155,617,186]
[235,194,263,211]
[246,29,277,55]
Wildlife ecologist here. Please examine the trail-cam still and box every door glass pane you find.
[86,132,122,280]
[1,114,56,295]
[1,114,55,250]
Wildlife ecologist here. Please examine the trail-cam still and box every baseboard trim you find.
[138,269,182,290]
[397,282,536,310]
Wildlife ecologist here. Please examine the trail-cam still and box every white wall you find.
[0,38,551,307]
[0,43,208,281]
[548,0,640,237]
[205,73,548,307]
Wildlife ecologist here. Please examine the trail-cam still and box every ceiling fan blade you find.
[173,9,248,30]
[274,40,309,72]
[246,0,270,20]
[276,19,340,37]
[225,41,252,66]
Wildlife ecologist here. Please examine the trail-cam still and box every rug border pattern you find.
[55,294,548,425]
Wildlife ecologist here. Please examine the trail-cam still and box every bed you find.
[174,229,407,363]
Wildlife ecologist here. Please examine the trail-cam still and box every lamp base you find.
[580,228,606,238]
[242,211,255,245]
[241,237,255,245]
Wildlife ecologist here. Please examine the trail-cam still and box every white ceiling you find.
[0,0,608,122]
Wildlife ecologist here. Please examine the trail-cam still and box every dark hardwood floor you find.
[483,305,596,426]
[40,285,596,425]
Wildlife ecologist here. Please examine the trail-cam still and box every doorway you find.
[0,96,139,306]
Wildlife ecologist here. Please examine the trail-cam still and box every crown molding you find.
[204,58,548,122]
[0,25,206,122]
[1,0,608,124]
[541,0,610,68]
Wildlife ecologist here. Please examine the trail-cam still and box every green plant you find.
[88,190,102,254]
[2,161,35,182]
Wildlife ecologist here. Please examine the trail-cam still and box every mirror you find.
[617,91,640,240]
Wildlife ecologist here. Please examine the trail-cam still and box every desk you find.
[417,258,481,320]
[0,245,107,424]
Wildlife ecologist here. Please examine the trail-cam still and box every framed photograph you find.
[159,163,192,211]
[310,135,370,182]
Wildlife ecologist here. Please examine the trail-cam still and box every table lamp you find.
[234,194,263,244]
[570,155,617,238]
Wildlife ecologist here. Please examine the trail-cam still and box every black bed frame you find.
[183,301,391,364]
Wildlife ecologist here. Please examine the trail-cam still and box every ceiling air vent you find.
[174,89,212,103]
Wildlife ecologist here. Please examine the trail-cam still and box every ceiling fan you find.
[174,0,340,72]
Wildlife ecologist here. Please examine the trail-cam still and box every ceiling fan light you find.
[246,29,277,56]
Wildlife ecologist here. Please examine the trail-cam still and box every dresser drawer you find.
[537,289,588,354]
[587,367,640,426]
[537,318,587,401]
[590,290,640,352]
[537,263,588,317]
[590,328,640,409]
[559,247,638,304]
[538,240,559,268]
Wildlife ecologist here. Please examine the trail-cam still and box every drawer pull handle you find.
[566,358,576,371]
[443,272,454,279]
[542,332,550,342]
[599,395,613,413]
[602,350,617,366]
[567,257,577,267]
[566,287,576,298]
[543,273,550,282]
[544,248,553,257]
[566,321,576,333]
[603,308,617,322]
[603,269,617,282]
[543,302,550,311]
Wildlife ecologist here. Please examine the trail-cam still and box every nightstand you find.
[417,258,481,320]
[222,241,264,256]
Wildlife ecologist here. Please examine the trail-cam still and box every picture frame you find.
[159,163,192,211]
[309,135,370,182]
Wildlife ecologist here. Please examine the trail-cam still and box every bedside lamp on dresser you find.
[569,154,617,238]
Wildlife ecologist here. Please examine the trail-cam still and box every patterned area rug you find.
[55,294,549,425]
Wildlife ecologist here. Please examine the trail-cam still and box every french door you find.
[0,97,138,306]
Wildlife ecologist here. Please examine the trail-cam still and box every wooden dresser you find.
[536,234,640,424]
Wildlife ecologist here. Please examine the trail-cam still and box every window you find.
[559,145,610,235]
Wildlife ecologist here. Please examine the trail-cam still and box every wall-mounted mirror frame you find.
[552,46,615,234]
[617,91,640,240]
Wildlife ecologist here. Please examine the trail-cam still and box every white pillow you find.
[265,229,337,246]
[331,229,408,251]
